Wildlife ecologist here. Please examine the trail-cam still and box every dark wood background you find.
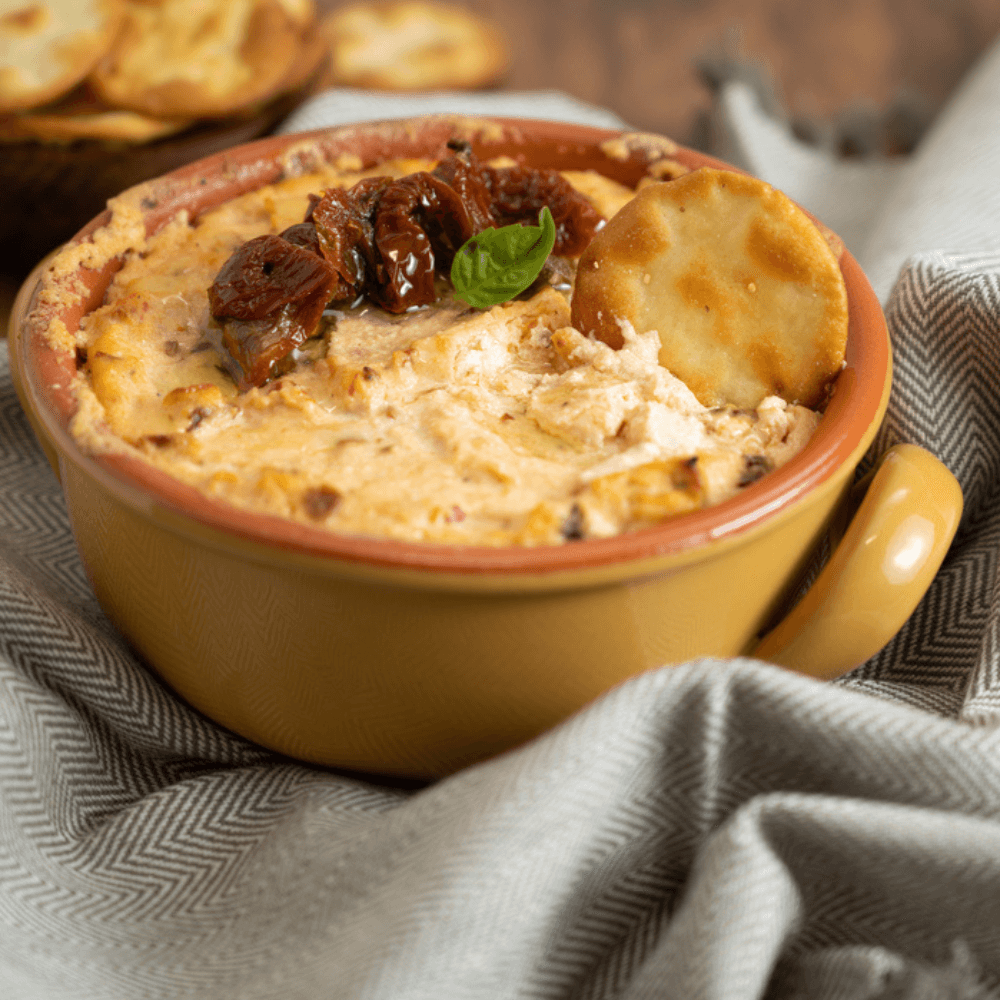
[457,0,1000,147]
[4,0,1000,330]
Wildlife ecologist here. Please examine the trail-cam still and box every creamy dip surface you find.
[69,155,821,546]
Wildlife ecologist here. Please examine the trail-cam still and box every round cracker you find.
[270,11,330,98]
[323,1,509,92]
[571,168,849,409]
[0,0,122,113]
[90,0,317,118]
[0,100,191,143]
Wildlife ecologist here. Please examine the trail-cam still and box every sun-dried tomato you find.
[349,175,395,215]
[370,172,473,313]
[432,143,495,238]
[311,189,369,291]
[207,148,608,389]
[280,221,355,301]
[302,485,342,520]
[310,177,393,300]
[218,279,333,391]
[279,221,322,255]
[209,234,338,320]
[484,165,603,257]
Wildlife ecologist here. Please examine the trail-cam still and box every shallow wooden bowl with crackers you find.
[0,0,329,277]
[10,116,962,777]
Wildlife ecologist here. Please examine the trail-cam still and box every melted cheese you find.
[71,159,820,545]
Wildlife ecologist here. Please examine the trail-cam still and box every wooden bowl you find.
[0,87,314,281]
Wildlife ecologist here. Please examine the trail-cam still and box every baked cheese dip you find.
[68,147,836,546]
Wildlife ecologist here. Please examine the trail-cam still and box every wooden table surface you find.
[458,0,1000,147]
[4,0,999,336]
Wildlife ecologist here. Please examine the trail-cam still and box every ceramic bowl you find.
[9,116,963,777]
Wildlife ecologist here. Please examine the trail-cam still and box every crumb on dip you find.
[67,153,821,546]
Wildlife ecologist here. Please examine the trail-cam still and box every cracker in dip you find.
[68,154,825,546]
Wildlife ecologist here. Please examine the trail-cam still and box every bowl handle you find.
[753,443,963,679]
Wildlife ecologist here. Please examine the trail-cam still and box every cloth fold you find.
[4,65,1000,1000]
[276,88,629,135]
[711,35,1000,304]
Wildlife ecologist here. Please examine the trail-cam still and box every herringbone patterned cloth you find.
[5,93,1000,998]
[4,254,1000,1000]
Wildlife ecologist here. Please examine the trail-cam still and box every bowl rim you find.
[15,114,890,577]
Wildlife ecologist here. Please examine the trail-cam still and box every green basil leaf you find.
[451,206,557,309]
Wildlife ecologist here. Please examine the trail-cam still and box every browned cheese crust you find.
[54,146,826,547]
[571,168,849,409]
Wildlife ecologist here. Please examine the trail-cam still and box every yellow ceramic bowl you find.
[10,117,963,777]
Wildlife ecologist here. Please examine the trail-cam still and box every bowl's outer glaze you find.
[12,117,893,776]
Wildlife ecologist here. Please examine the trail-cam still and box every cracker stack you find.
[0,1,512,145]
[0,0,328,145]
[0,1,512,277]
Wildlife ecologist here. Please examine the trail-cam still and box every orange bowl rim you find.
[16,114,890,576]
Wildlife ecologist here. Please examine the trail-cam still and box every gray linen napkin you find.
[710,36,1000,304]
[275,88,628,134]
[4,83,1000,998]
